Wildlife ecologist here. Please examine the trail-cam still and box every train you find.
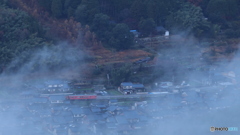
[66,95,97,100]
[40,91,169,100]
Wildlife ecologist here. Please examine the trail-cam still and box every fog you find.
[0,36,240,135]
[0,42,87,135]
[149,34,240,135]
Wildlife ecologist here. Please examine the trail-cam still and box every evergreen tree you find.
[138,18,156,37]
[166,2,211,37]
[206,0,238,22]
[109,23,134,50]
[75,0,99,25]
[91,13,112,42]
[38,0,52,12]
[51,0,63,18]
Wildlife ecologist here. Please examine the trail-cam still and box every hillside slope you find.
[9,0,151,65]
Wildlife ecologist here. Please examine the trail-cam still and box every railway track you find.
[39,92,170,99]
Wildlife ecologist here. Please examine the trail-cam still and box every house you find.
[106,105,120,115]
[120,82,133,90]
[49,125,69,135]
[37,109,52,118]
[106,116,117,123]
[81,107,93,115]
[71,80,91,89]
[44,80,70,93]
[106,122,117,129]
[116,124,132,134]
[120,82,145,94]
[30,97,48,104]
[131,122,147,129]
[91,101,109,109]
[48,95,66,104]
[70,108,85,117]
[115,115,129,125]
[86,114,105,124]
[123,111,140,123]
[155,26,166,35]
[122,89,132,95]
[20,91,37,99]
[158,82,173,89]
[132,84,145,93]
[134,101,147,108]
[90,106,101,113]
[26,104,45,114]
[52,110,74,125]
[68,124,90,135]
[51,106,64,115]
[130,30,140,38]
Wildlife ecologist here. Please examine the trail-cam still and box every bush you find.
[109,64,132,86]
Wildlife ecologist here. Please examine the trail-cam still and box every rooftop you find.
[48,95,66,101]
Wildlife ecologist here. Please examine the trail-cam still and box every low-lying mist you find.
[150,34,240,135]
[0,34,239,135]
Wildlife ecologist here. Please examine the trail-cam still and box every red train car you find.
[66,95,97,100]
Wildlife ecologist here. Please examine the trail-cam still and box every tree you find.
[75,0,99,25]
[166,2,211,37]
[0,5,49,72]
[75,5,88,25]
[51,0,63,18]
[110,64,132,86]
[138,18,156,37]
[109,23,134,50]
[91,13,112,42]
[64,0,81,18]
[38,0,52,12]
[130,0,147,22]
[206,0,238,22]
[91,13,111,33]
[188,0,203,6]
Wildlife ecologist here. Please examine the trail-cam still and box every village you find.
[0,68,239,135]
[0,36,238,135]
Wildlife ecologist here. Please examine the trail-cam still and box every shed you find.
[130,30,140,38]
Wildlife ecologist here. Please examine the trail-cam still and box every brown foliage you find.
[8,0,152,66]
[8,0,100,46]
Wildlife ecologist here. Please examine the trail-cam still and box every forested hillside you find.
[0,2,48,72]
[37,0,240,39]
[1,0,240,74]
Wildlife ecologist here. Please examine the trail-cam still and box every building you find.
[70,108,85,118]
[132,84,145,93]
[130,30,140,38]
[48,95,66,104]
[120,82,145,94]
[30,97,48,104]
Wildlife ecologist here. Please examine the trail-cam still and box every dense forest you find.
[1,0,240,74]
[38,0,240,38]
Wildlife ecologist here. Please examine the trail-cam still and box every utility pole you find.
[107,74,110,86]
